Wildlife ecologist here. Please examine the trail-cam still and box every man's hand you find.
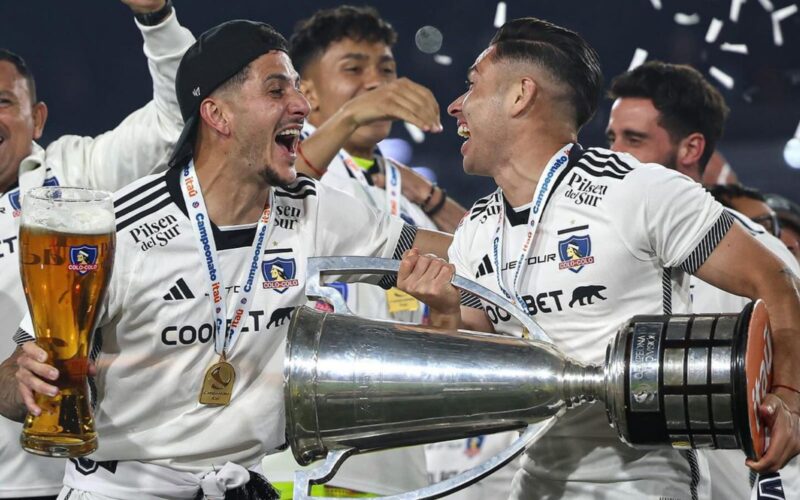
[747,388,800,473]
[120,0,166,14]
[397,248,461,329]
[339,78,442,134]
[16,342,97,416]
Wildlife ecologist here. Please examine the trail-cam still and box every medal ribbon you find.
[384,159,402,217]
[491,144,572,312]
[180,161,275,356]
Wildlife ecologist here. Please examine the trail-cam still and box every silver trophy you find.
[284,257,773,499]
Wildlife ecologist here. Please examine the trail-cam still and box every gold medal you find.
[199,355,236,406]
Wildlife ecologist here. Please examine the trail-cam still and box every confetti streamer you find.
[730,0,746,22]
[628,48,648,71]
[709,66,735,89]
[433,54,452,66]
[674,13,701,25]
[404,122,425,143]
[758,0,774,12]
[771,3,798,46]
[650,0,663,10]
[705,18,724,43]
[773,3,798,20]
[720,43,749,54]
[772,18,785,45]
[494,2,507,28]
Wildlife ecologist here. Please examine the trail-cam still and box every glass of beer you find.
[18,186,115,458]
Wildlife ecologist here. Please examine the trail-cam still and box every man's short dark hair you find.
[709,183,766,207]
[289,5,397,76]
[0,49,37,102]
[609,61,730,170]
[489,18,603,130]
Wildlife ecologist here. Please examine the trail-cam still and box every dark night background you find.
[3,0,799,205]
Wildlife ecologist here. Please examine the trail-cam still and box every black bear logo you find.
[569,285,607,307]
[266,306,295,329]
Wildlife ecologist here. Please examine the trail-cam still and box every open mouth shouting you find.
[275,125,301,157]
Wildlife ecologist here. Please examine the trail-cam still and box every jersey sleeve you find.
[612,164,733,273]
[313,182,416,288]
[47,11,194,192]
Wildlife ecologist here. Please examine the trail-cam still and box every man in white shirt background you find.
[0,1,194,498]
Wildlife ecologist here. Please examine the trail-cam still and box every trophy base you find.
[21,432,97,458]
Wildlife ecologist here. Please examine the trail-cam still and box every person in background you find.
[607,60,800,499]
[766,193,800,262]
[0,1,194,498]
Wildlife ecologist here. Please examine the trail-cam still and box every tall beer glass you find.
[18,187,115,457]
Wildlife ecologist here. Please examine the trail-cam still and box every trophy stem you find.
[563,361,605,407]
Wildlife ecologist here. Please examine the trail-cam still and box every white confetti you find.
[730,0,746,22]
[758,0,774,11]
[674,12,701,25]
[404,122,425,143]
[433,54,452,66]
[772,17,785,45]
[705,18,724,43]
[650,0,663,10]
[773,3,798,21]
[628,48,649,71]
[494,2,507,28]
[709,66,735,89]
[769,5,795,47]
[720,43,749,54]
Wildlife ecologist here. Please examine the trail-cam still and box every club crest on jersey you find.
[262,257,299,293]
[68,245,99,275]
[8,190,22,217]
[558,235,594,273]
[464,436,485,458]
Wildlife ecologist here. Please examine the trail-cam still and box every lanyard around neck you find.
[491,144,572,312]
[179,161,275,356]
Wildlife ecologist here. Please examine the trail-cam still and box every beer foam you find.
[23,206,115,235]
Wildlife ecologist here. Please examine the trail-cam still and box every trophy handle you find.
[305,256,554,345]
[292,415,560,500]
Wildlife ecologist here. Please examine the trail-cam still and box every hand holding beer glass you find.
[19,187,115,458]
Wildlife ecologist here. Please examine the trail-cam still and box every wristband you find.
[297,143,325,178]
[424,187,448,216]
[134,0,173,26]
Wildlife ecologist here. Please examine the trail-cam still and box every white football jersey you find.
[19,167,414,496]
[451,146,732,499]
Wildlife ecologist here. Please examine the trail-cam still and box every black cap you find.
[168,20,289,168]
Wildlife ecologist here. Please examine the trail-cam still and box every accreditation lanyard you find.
[180,161,274,357]
[384,159,402,217]
[492,144,572,312]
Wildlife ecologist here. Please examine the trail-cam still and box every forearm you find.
[297,111,359,179]
[425,190,467,233]
[410,228,453,260]
[763,268,800,395]
[0,347,26,422]
[398,168,466,233]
